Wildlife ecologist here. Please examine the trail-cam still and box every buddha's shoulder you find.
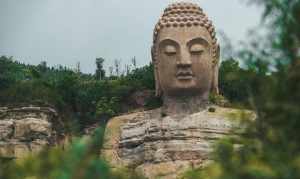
[106,108,162,130]
[106,106,254,129]
[103,108,162,155]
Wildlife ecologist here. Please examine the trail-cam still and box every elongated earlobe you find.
[216,44,220,61]
[152,46,162,97]
[211,44,220,94]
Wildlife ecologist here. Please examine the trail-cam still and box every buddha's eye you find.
[190,44,204,55]
[164,45,177,56]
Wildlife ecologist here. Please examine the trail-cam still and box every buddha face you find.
[155,26,215,97]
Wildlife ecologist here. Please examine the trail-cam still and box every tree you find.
[131,56,137,69]
[219,58,250,104]
[125,64,130,75]
[96,97,120,119]
[95,57,105,80]
[109,66,114,77]
[183,1,300,178]
[114,59,121,77]
[0,128,145,179]
[75,62,81,73]
[38,61,47,73]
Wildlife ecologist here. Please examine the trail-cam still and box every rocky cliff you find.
[0,106,63,159]
[103,106,253,179]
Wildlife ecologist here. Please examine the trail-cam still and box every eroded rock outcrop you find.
[103,106,252,178]
[0,106,63,159]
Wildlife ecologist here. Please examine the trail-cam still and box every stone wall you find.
[0,106,63,159]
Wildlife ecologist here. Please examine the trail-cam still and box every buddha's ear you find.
[211,44,220,94]
[216,44,220,62]
[152,46,162,97]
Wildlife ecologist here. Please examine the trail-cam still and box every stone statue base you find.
[102,106,253,179]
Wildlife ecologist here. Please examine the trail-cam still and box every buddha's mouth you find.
[176,71,194,80]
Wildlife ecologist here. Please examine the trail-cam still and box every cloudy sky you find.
[0,0,262,73]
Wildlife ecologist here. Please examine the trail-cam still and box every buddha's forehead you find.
[157,26,212,46]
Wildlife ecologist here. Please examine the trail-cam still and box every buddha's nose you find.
[177,51,192,68]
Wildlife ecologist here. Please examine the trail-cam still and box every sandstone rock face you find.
[0,106,62,159]
[103,106,252,179]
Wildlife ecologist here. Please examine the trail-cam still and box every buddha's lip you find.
[176,71,193,76]
[176,71,194,79]
[177,75,193,80]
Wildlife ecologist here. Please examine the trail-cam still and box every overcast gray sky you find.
[0,0,262,73]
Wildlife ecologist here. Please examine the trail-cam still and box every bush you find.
[182,0,300,178]
[0,127,145,179]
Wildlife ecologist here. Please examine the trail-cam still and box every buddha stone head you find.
[152,2,220,104]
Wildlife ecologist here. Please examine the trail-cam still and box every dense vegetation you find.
[1,0,300,178]
[0,127,145,179]
[0,52,253,131]
[184,0,300,178]
[0,57,157,131]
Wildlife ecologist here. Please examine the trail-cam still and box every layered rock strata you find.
[103,106,251,179]
[0,106,63,159]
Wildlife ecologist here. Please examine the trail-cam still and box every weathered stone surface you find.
[103,106,253,178]
[0,120,14,140]
[0,142,16,158]
[30,139,49,153]
[0,106,62,159]
[14,118,51,139]
[152,2,220,116]
[0,141,30,159]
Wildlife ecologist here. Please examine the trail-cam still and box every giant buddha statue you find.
[152,2,219,116]
[103,2,252,179]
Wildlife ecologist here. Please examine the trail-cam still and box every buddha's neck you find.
[162,94,210,116]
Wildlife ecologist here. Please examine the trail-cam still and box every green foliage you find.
[219,59,247,103]
[0,56,24,90]
[6,1,299,177]
[209,93,229,107]
[125,63,155,90]
[218,58,262,105]
[252,0,300,60]
[182,0,300,178]
[0,57,156,131]
[96,97,120,118]
[95,57,105,80]
[0,127,145,179]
